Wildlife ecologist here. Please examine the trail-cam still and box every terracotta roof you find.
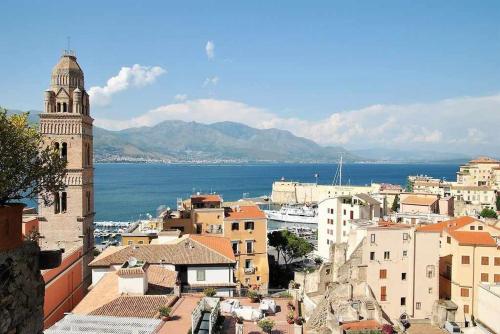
[448,231,497,246]
[89,295,175,318]
[147,265,178,290]
[89,235,235,267]
[355,193,380,205]
[341,320,381,330]
[416,216,477,232]
[401,195,438,206]
[117,262,149,277]
[189,234,236,261]
[469,156,500,164]
[191,194,222,203]
[224,205,266,220]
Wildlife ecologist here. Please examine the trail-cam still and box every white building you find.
[317,194,381,260]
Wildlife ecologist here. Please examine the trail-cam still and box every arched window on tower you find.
[86,143,91,166]
[54,142,60,153]
[57,103,61,113]
[54,192,60,214]
[86,191,91,214]
[61,142,67,160]
[61,192,67,213]
[63,103,67,113]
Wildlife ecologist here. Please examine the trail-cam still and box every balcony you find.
[206,225,223,234]
[244,267,255,274]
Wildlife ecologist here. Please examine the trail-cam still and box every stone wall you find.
[0,242,45,334]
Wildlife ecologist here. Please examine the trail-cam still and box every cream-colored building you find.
[456,157,500,189]
[418,216,500,323]
[476,283,500,334]
[317,194,381,260]
[37,51,94,285]
[361,223,440,321]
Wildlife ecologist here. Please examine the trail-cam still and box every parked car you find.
[444,321,461,333]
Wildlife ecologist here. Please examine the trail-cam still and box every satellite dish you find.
[128,257,138,267]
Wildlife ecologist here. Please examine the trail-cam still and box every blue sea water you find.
[94,163,458,222]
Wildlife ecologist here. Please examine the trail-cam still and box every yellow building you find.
[121,232,157,245]
[419,217,500,323]
[456,156,500,189]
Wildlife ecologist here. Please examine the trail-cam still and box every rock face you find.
[0,242,45,334]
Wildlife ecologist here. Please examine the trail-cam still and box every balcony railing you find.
[244,267,256,274]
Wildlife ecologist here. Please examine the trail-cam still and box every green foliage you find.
[314,257,323,265]
[480,207,498,219]
[268,230,314,269]
[279,291,292,298]
[406,177,413,192]
[247,289,261,301]
[257,318,275,333]
[496,195,500,211]
[391,194,400,212]
[158,306,171,317]
[203,287,217,297]
[0,107,66,205]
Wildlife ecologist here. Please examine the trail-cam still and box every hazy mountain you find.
[351,148,471,163]
[94,121,357,163]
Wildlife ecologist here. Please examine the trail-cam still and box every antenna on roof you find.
[63,36,75,57]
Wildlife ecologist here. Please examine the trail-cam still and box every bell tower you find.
[38,50,94,284]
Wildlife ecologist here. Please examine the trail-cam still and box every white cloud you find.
[174,94,188,101]
[88,64,166,107]
[94,93,500,155]
[205,41,215,59]
[203,76,219,87]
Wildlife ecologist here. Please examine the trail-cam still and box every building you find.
[29,51,94,327]
[475,283,500,334]
[162,195,270,292]
[90,234,236,295]
[121,232,158,245]
[317,194,381,260]
[456,157,500,189]
[361,223,440,321]
[418,216,500,324]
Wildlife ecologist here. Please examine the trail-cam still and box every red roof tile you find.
[416,216,476,232]
[341,320,381,330]
[224,205,266,220]
[448,231,497,246]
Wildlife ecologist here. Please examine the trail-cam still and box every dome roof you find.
[52,54,83,76]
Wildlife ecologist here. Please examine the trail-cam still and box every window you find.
[257,276,260,281]
[481,257,489,265]
[196,269,206,281]
[245,259,252,269]
[447,236,451,244]
[478,225,483,230]
[246,241,254,254]
[61,142,67,160]
[379,269,387,279]
[426,265,435,278]
[384,251,390,260]
[380,286,387,301]
[461,288,469,297]
[401,273,407,281]
[428,287,433,294]
[86,191,91,214]
[54,192,60,214]
[463,305,469,314]
[232,241,239,254]
[403,233,409,241]
[370,252,375,261]
[495,257,500,266]
[343,209,346,215]
[416,302,421,310]
[62,103,67,113]
[481,273,489,282]
[138,240,144,244]
[400,297,406,306]
[470,226,475,230]
[403,250,408,257]
[461,256,470,264]
[245,221,254,230]
[61,192,67,213]
[370,234,376,243]
[231,222,239,231]
[350,211,354,219]
[127,241,132,245]
[494,274,500,283]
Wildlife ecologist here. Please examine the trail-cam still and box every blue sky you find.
[1,0,500,154]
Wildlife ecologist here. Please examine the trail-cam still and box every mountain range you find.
[5,108,474,163]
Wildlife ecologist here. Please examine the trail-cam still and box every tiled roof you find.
[89,295,175,318]
[341,320,381,330]
[89,235,235,267]
[117,263,148,277]
[224,205,266,220]
[448,231,497,246]
[191,194,222,203]
[416,216,476,232]
[469,156,500,164]
[401,195,438,206]
[147,265,178,290]
[189,234,236,261]
[355,193,380,205]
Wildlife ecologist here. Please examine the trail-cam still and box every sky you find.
[1,0,499,155]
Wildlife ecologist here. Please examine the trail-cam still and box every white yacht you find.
[264,204,318,224]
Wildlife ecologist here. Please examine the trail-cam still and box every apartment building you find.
[361,223,440,321]
[317,194,381,260]
[456,156,500,189]
[162,194,269,292]
[418,216,500,323]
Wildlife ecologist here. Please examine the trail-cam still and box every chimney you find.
[117,258,149,295]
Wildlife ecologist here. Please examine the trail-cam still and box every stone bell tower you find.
[38,50,94,283]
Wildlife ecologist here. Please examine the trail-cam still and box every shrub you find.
[203,287,217,297]
[480,208,498,219]
[159,306,171,318]
[257,318,275,333]
[247,289,261,301]
[314,257,323,265]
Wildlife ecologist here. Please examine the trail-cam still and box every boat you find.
[286,226,315,238]
[264,204,318,224]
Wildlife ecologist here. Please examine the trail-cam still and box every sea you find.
[93,163,459,223]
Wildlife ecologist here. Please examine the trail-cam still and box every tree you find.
[257,318,274,334]
[268,230,287,264]
[391,194,400,212]
[0,108,67,205]
[268,230,313,269]
[480,208,498,219]
[496,195,500,211]
[406,177,413,192]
